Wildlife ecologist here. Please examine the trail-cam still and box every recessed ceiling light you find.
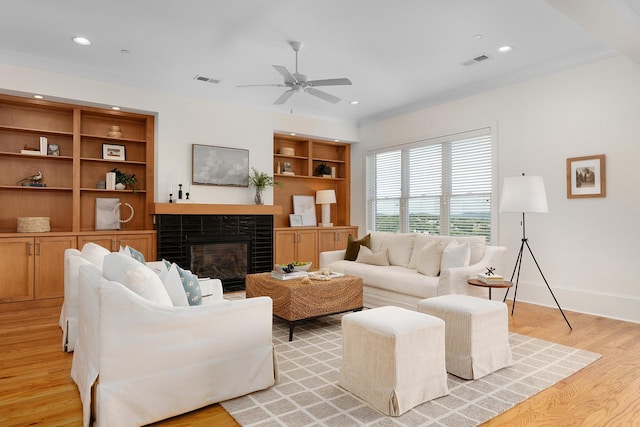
[111,106,120,111]
[72,36,91,46]
[290,133,296,136]
[472,34,483,40]
[350,101,359,105]
[334,139,340,142]
[498,45,513,53]
[33,95,44,99]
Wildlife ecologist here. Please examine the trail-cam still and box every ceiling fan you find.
[237,41,352,105]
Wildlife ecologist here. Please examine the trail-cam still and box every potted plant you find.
[111,168,137,191]
[248,167,281,205]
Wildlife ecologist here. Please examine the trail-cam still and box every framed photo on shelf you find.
[192,144,249,187]
[292,195,317,226]
[289,214,303,227]
[102,144,126,161]
[566,154,606,199]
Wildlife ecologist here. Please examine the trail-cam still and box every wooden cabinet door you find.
[318,227,358,252]
[119,233,155,261]
[34,235,76,299]
[334,227,358,251]
[297,229,318,267]
[318,229,338,253]
[274,230,298,265]
[0,237,34,302]
[78,235,117,252]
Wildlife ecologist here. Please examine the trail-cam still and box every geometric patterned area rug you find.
[221,312,601,427]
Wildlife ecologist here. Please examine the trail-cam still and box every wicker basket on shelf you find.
[17,217,51,233]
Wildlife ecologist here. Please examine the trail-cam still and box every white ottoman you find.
[339,306,448,416]
[417,294,512,380]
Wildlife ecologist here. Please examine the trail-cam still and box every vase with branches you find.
[248,167,281,205]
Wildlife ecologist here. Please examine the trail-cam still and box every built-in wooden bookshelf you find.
[0,94,155,306]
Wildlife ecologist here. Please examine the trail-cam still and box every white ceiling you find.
[1,0,639,125]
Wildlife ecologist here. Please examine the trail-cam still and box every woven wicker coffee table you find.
[246,272,363,341]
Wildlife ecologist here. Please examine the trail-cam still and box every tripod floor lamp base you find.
[503,236,572,330]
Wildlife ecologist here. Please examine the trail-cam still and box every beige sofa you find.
[320,232,507,310]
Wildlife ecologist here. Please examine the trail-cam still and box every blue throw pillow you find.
[127,246,146,264]
[175,264,203,306]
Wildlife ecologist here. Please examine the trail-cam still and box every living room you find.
[1,1,640,425]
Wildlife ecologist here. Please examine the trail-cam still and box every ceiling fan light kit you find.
[238,41,352,105]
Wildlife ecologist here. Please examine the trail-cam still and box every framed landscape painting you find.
[192,144,249,187]
[566,154,606,199]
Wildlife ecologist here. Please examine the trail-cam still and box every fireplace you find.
[156,214,273,292]
[187,236,251,290]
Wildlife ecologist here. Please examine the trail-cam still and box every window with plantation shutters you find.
[366,128,494,241]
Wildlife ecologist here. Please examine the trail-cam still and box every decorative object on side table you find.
[248,167,281,205]
[111,168,137,192]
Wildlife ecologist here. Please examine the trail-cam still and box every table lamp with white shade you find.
[316,189,336,227]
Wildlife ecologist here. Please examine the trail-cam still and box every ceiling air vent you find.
[462,54,491,66]
[194,75,220,84]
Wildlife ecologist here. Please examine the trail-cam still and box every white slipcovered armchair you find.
[71,262,277,427]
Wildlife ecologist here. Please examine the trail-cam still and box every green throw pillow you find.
[344,233,371,261]
[175,264,203,306]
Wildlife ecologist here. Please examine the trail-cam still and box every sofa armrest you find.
[319,249,346,268]
[445,245,508,296]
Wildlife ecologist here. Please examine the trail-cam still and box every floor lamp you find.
[499,174,572,330]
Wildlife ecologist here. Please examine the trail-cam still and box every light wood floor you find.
[1,299,638,426]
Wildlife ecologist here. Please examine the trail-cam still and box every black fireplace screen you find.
[188,237,251,288]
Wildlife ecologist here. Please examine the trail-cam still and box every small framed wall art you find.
[289,214,303,227]
[103,144,126,161]
[566,154,606,198]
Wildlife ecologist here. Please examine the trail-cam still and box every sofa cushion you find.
[440,241,470,271]
[416,241,444,276]
[337,263,441,299]
[81,242,110,269]
[175,264,203,306]
[344,233,371,261]
[157,262,190,306]
[355,246,390,266]
[369,232,416,267]
[103,252,172,306]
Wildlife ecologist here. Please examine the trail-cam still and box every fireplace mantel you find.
[152,203,282,216]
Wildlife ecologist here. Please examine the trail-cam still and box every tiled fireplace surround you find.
[156,212,274,292]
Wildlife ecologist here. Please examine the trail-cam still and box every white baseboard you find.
[495,281,640,324]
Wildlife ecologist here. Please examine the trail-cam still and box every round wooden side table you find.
[467,278,513,300]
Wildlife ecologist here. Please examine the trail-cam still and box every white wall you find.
[356,55,640,323]
[0,64,359,205]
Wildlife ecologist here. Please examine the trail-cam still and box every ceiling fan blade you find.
[274,89,295,105]
[308,78,352,87]
[236,84,284,88]
[305,87,341,104]
[273,65,296,83]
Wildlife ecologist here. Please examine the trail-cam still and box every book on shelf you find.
[270,271,308,281]
[477,272,505,284]
[21,149,42,156]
